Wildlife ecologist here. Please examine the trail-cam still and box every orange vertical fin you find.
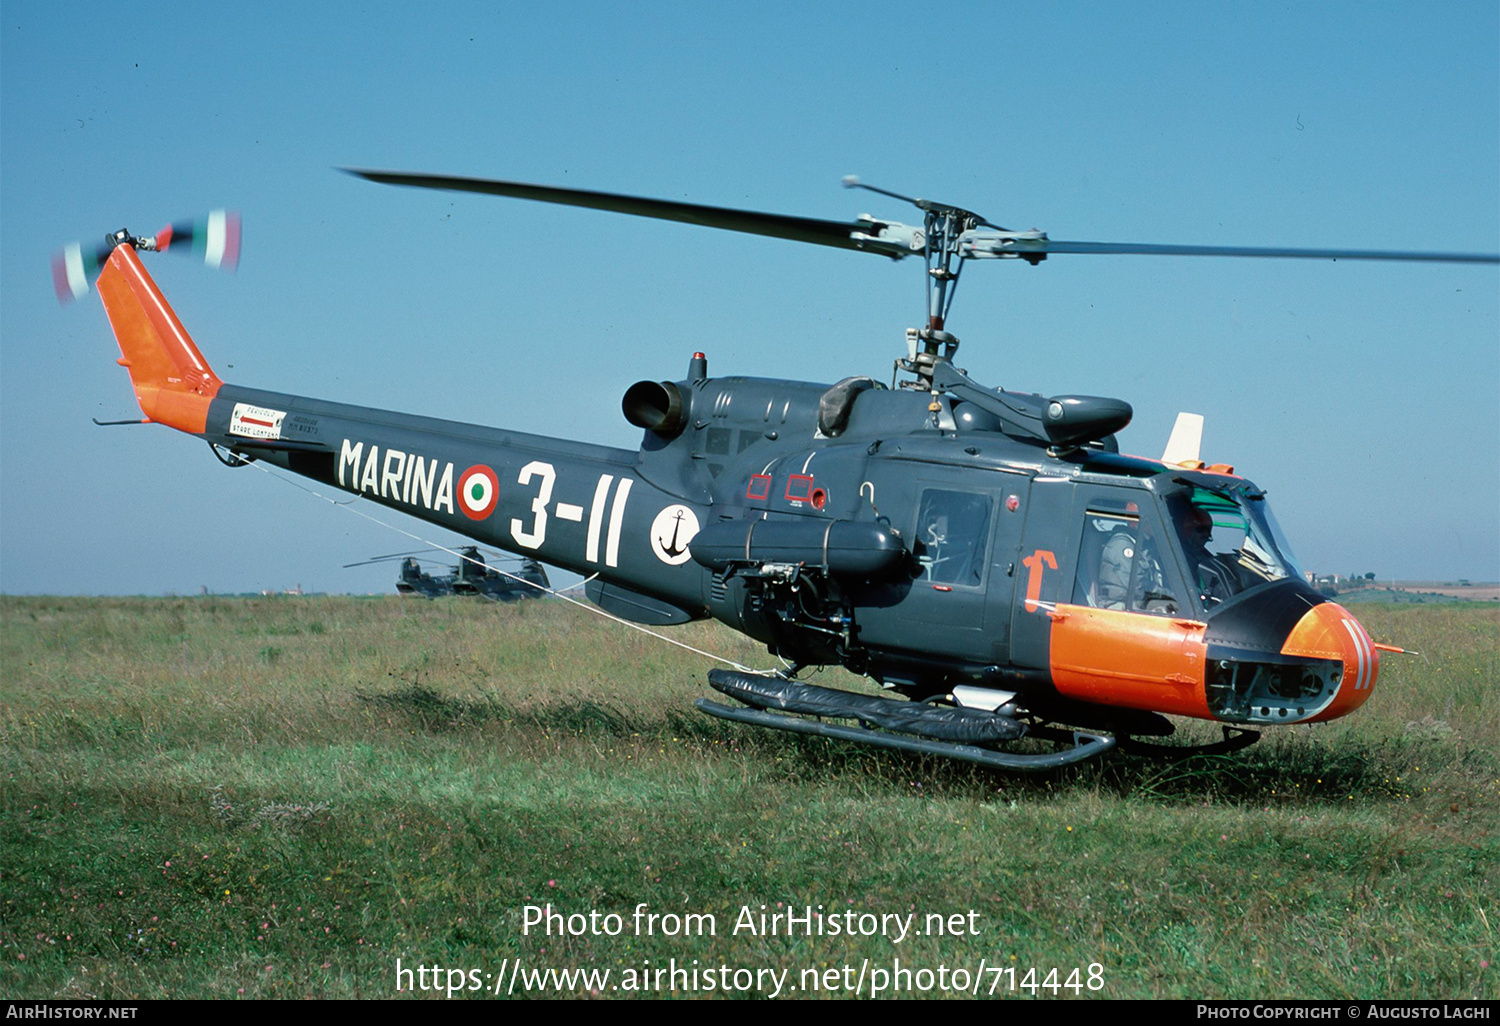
[95,244,222,434]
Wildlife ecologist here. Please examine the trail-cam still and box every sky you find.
[2,1,1496,596]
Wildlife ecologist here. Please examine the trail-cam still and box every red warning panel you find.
[785,473,814,502]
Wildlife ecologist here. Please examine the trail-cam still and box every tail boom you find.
[90,244,711,620]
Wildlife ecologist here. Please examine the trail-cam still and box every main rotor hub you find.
[897,327,961,390]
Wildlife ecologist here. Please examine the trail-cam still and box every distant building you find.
[1307,573,1340,597]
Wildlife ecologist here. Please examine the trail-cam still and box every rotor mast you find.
[844,178,978,387]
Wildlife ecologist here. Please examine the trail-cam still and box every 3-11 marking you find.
[509,461,632,568]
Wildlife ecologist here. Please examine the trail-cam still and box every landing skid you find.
[697,669,1117,771]
[1116,726,1261,758]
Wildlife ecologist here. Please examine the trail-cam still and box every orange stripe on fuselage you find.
[95,245,221,434]
[1047,604,1211,719]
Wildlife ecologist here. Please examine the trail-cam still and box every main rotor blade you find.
[345,169,911,256]
[1018,238,1499,264]
[343,548,447,568]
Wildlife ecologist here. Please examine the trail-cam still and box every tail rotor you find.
[52,210,241,304]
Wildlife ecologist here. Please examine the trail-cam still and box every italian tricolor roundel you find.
[457,465,500,520]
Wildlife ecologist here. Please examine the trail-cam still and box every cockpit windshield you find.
[1163,481,1304,610]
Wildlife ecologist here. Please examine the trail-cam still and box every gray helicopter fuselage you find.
[201,362,1177,696]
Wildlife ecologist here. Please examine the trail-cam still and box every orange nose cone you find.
[1282,602,1379,722]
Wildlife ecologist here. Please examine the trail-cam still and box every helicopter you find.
[345,546,551,600]
[56,174,1498,771]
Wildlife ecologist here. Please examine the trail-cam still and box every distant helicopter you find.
[56,175,1497,770]
[346,547,550,600]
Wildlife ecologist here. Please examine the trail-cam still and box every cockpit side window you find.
[1076,510,1137,610]
[1073,496,1184,616]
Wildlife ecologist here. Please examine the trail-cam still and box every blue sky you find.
[2,1,1496,595]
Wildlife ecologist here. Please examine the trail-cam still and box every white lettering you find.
[606,478,633,568]
[433,462,454,515]
[381,449,406,500]
[328,439,458,519]
[511,461,555,549]
[338,439,363,488]
[360,445,380,495]
[409,455,436,509]
[586,474,613,563]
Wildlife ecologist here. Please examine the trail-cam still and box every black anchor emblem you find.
[659,508,689,558]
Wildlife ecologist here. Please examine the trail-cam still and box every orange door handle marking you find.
[1022,549,1058,612]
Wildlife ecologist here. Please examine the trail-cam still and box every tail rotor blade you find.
[50,240,114,304]
[154,210,242,270]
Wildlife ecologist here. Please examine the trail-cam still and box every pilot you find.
[1096,528,1134,610]
[1177,505,1239,605]
[1092,501,1145,610]
[1092,511,1180,613]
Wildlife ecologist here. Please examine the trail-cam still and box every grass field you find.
[1,595,1495,1000]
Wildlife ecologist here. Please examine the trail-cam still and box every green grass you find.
[1,596,1495,999]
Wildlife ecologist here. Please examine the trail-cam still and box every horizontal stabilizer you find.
[586,579,695,625]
